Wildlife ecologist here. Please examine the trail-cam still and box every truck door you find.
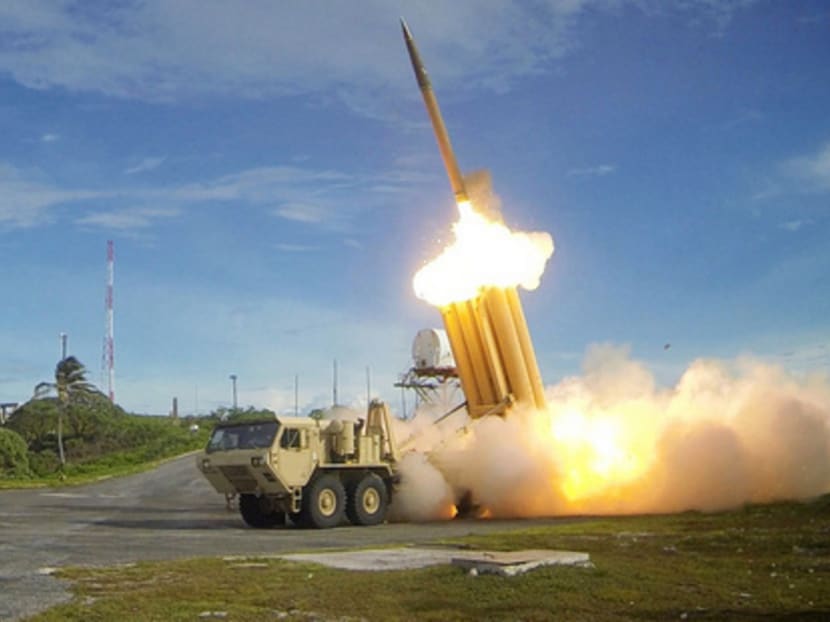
[275,427,314,487]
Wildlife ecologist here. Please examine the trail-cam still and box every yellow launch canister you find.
[440,286,547,417]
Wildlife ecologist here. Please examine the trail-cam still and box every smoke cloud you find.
[390,344,830,519]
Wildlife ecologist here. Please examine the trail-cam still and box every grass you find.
[0,449,201,489]
[29,494,830,621]
[0,423,210,489]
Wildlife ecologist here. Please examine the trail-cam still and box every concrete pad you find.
[281,547,589,575]
[282,548,460,571]
[451,549,591,577]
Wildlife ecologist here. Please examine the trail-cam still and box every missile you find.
[401,19,469,205]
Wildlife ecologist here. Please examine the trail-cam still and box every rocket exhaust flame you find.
[402,20,553,309]
[394,21,829,522]
[391,349,830,520]
[413,201,554,307]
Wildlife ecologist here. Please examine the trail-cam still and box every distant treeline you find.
[0,392,213,480]
[0,398,282,483]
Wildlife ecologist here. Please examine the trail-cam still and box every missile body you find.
[401,19,469,204]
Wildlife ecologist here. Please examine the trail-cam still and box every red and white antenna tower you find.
[103,240,115,402]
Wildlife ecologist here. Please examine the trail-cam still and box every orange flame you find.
[414,201,554,306]
[539,405,656,505]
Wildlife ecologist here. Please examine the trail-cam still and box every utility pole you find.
[229,374,238,410]
[59,332,67,360]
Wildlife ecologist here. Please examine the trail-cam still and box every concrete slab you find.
[282,548,461,571]
[281,547,589,575]
[451,549,591,577]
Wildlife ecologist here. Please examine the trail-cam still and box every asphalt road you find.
[0,454,562,620]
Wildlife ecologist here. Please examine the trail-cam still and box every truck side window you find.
[280,428,301,449]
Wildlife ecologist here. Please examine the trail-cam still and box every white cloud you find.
[0,158,420,231]
[173,166,352,203]
[754,141,830,202]
[125,156,166,175]
[75,206,180,231]
[567,163,617,178]
[171,165,367,230]
[0,162,101,228]
[750,183,782,202]
[0,2,756,113]
[0,2,584,104]
[673,0,760,36]
[169,164,427,231]
[40,133,59,143]
[784,141,830,192]
[276,203,329,224]
[779,219,812,233]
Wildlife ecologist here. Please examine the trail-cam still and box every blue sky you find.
[0,1,828,415]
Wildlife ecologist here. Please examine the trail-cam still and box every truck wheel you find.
[346,473,388,526]
[239,493,284,528]
[302,474,345,529]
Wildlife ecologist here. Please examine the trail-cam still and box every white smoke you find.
[387,452,456,522]
[390,344,830,520]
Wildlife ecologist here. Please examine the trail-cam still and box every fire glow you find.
[542,406,653,504]
[398,20,829,521]
[400,196,830,519]
[407,192,654,505]
[413,201,554,307]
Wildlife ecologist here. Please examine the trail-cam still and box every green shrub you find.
[4,394,210,483]
[29,449,60,476]
[0,427,33,478]
[5,398,57,449]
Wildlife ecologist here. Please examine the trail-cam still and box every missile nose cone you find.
[400,18,430,90]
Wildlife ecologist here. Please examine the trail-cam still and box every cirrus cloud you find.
[0,1,757,114]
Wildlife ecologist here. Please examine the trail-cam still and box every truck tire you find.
[302,473,345,529]
[346,473,388,526]
[239,493,284,528]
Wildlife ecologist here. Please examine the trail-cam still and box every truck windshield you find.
[206,421,279,453]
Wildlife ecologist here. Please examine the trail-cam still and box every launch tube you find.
[440,304,482,407]
[456,300,499,408]
[483,287,535,406]
[505,288,548,409]
[474,299,510,402]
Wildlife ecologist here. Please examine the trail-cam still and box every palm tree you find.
[34,356,97,468]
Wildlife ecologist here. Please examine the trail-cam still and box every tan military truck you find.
[197,400,400,529]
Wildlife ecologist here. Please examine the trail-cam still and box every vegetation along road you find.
[0,453,566,620]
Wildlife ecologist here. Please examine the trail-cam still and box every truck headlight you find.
[251,456,264,467]
[201,458,211,470]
